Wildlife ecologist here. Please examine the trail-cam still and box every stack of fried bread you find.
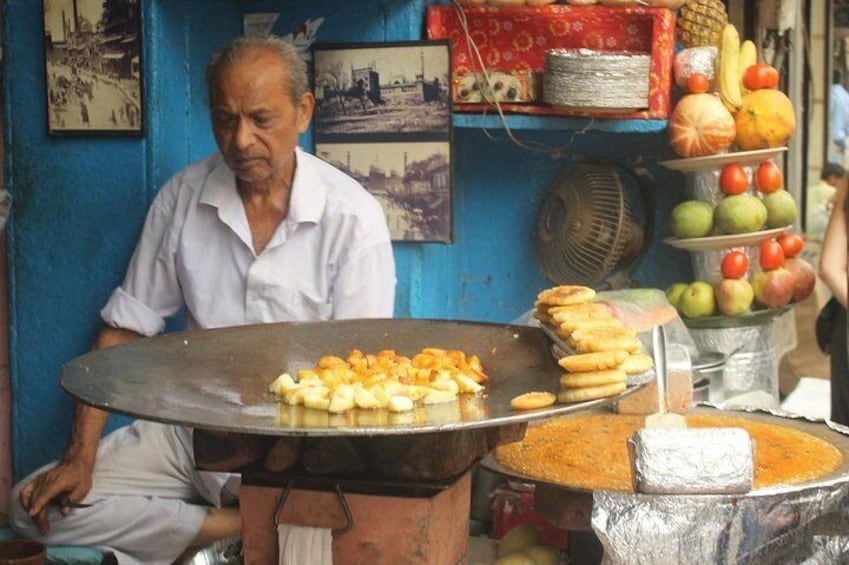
[534,284,654,404]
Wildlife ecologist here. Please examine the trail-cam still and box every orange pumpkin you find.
[734,89,796,150]
[668,93,736,158]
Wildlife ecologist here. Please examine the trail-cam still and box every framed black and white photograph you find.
[313,41,450,138]
[43,0,143,135]
[313,41,452,242]
[316,141,452,243]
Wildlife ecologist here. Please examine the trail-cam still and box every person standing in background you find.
[819,174,849,425]
[808,163,843,243]
[808,163,845,311]
[830,70,849,166]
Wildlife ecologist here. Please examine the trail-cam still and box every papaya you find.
[734,89,796,150]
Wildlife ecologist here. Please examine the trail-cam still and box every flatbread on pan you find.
[558,382,627,403]
[558,350,629,372]
[560,369,627,388]
[537,285,596,306]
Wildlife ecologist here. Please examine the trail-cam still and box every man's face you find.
[210,47,314,186]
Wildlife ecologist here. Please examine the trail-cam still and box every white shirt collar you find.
[199,147,327,227]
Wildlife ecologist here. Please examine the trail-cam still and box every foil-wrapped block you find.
[628,427,754,494]
[673,46,718,88]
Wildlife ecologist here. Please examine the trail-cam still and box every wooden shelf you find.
[452,113,668,133]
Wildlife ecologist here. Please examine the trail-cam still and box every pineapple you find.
[676,0,728,48]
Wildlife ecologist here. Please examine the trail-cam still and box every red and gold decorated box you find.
[426,4,675,119]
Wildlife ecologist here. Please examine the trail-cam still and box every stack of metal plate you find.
[543,48,651,111]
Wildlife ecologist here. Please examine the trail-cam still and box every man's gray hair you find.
[206,35,309,104]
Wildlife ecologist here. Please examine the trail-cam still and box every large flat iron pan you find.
[61,318,644,437]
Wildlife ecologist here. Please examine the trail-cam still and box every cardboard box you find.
[454,70,541,104]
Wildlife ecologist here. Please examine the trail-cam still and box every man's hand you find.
[18,327,141,535]
[19,458,93,534]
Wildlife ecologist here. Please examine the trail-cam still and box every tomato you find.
[742,63,780,90]
[755,161,783,193]
[719,163,749,195]
[686,72,711,94]
[759,239,785,270]
[776,233,804,258]
[721,250,749,279]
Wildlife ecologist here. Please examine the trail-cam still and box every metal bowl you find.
[182,538,241,565]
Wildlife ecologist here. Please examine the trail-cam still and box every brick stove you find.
[194,425,525,564]
[240,472,472,564]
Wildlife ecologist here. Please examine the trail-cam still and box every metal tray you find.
[682,305,792,329]
[61,318,646,437]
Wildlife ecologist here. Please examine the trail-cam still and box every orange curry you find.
[495,413,843,492]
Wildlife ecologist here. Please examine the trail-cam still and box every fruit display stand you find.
[660,147,799,409]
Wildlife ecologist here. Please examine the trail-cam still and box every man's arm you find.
[820,177,849,308]
[62,327,142,471]
[19,326,142,534]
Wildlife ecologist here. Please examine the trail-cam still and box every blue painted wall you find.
[3,0,688,478]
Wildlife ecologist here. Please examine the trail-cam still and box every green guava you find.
[670,200,714,238]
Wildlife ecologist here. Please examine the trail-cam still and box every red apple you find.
[783,256,816,302]
[751,268,795,308]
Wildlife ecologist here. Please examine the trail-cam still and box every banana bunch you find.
[716,24,742,112]
[738,39,758,94]
[716,24,759,112]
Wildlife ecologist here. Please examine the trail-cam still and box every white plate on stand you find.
[682,305,793,329]
[659,147,788,172]
[663,226,793,251]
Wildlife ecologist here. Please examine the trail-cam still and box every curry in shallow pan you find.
[495,409,845,493]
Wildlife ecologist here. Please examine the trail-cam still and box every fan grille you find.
[535,163,634,287]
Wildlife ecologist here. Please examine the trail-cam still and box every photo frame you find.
[313,41,453,243]
[42,0,144,136]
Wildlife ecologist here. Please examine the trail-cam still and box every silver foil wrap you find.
[684,168,763,283]
[688,320,780,408]
[687,168,723,207]
[543,48,650,110]
[628,427,754,494]
[592,409,849,564]
[690,246,756,285]
[686,168,757,209]
[673,46,718,88]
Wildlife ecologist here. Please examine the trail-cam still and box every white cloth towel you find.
[277,524,333,565]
